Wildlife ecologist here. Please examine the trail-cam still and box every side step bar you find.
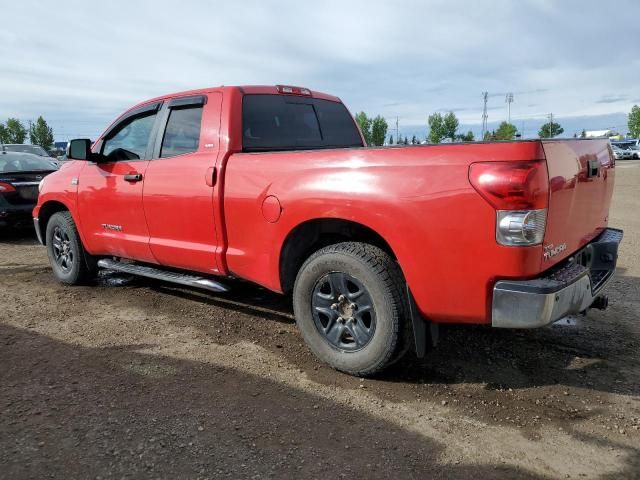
[97,259,229,293]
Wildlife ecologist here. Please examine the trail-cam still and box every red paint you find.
[34,86,616,325]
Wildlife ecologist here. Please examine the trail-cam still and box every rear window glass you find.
[161,106,203,158]
[242,95,363,152]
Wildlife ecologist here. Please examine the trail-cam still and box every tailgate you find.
[541,139,615,269]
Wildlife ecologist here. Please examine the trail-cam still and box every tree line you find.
[355,110,571,145]
[0,117,54,150]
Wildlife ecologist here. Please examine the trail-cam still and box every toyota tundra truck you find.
[33,85,623,376]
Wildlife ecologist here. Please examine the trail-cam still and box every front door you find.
[77,104,160,262]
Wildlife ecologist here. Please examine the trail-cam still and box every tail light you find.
[469,161,549,246]
[0,182,16,193]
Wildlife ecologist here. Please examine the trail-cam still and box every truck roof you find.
[141,85,342,106]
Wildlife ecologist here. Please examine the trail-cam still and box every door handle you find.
[124,173,143,182]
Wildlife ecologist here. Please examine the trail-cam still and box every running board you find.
[97,259,229,293]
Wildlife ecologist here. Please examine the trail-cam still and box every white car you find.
[629,146,640,159]
[612,146,633,160]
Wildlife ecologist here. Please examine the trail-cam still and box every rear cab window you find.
[242,95,363,152]
[160,104,203,158]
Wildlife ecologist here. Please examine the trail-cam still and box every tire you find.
[293,242,408,376]
[45,211,97,285]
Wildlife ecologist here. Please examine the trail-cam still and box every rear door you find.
[77,102,161,262]
[541,139,615,269]
[142,93,222,274]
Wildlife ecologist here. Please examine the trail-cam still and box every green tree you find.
[427,113,444,143]
[539,120,564,138]
[355,112,372,145]
[3,118,27,143]
[456,130,474,142]
[442,112,459,141]
[580,129,587,138]
[628,105,640,138]
[29,116,54,150]
[0,124,7,143]
[411,135,417,144]
[388,135,394,145]
[370,115,388,146]
[428,111,460,143]
[494,121,518,141]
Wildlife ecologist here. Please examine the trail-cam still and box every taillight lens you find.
[469,161,548,210]
[469,161,549,246]
[0,182,16,193]
[496,209,547,245]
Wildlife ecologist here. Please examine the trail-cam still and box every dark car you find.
[0,151,58,229]
[1,143,52,157]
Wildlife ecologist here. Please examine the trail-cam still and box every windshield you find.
[2,144,49,156]
[0,153,57,172]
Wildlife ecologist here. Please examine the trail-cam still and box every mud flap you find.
[407,287,438,358]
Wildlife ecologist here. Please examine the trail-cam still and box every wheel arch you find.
[37,200,72,245]
[279,217,400,295]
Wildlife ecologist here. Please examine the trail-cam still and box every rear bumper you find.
[0,203,35,228]
[492,228,623,328]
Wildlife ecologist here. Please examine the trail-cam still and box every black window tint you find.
[160,106,203,158]
[102,113,157,161]
[242,95,363,152]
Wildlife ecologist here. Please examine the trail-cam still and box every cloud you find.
[0,0,638,140]
[596,95,630,104]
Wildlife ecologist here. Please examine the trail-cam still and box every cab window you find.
[101,112,157,161]
[160,105,203,158]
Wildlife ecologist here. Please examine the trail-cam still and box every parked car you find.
[0,151,58,229]
[1,144,51,157]
[34,85,622,376]
[611,145,634,160]
[629,146,640,159]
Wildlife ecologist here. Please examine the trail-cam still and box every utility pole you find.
[395,116,399,145]
[505,93,514,124]
[28,119,32,143]
[547,113,553,138]
[481,92,488,140]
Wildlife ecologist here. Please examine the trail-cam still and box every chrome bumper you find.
[492,228,623,328]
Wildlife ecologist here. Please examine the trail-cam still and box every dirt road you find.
[1,161,639,479]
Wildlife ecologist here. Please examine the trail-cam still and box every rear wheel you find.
[46,211,97,285]
[293,242,408,376]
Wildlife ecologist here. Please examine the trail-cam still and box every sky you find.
[0,0,638,142]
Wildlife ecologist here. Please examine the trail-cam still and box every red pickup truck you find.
[34,85,622,376]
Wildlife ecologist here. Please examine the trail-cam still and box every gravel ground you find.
[1,161,639,479]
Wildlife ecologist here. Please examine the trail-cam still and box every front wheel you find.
[45,211,97,285]
[293,242,408,376]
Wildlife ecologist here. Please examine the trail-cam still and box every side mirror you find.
[67,139,92,161]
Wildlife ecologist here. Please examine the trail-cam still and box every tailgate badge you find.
[544,243,567,261]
